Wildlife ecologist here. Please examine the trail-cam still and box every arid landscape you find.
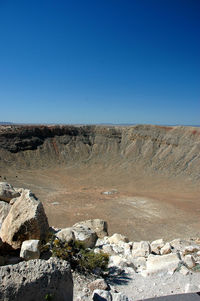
[0,124,199,241]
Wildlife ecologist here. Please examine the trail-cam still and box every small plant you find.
[46,237,109,274]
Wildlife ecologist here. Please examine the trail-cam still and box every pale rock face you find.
[0,257,73,301]
[150,238,165,255]
[73,219,108,238]
[160,242,172,255]
[108,233,129,244]
[0,182,20,202]
[132,241,151,258]
[20,239,40,260]
[0,201,11,228]
[143,253,181,276]
[56,227,75,243]
[0,189,49,249]
[184,254,196,268]
[72,225,97,248]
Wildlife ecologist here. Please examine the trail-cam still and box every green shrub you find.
[43,236,109,274]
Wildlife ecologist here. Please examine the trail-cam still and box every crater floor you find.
[3,164,200,241]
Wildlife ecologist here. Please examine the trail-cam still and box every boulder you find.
[72,225,97,248]
[56,227,75,243]
[0,182,20,202]
[131,256,146,272]
[143,253,181,276]
[0,257,73,301]
[108,233,129,244]
[93,289,112,301]
[20,239,40,260]
[150,239,164,255]
[132,241,151,258]
[0,201,11,228]
[88,278,109,292]
[160,242,172,255]
[73,219,108,238]
[183,245,200,255]
[184,254,196,268]
[179,265,189,276]
[0,189,49,249]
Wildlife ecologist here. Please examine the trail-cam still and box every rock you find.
[0,257,73,301]
[95,236,109,247]
[132,241,151,258]
[160,242,172,255]
[72,225,97,248]
[0,189,49,249]
[88,278,109,292]
[179,265,189,275]
[143,253,181,276]
[170,238,193,253]
[0,200,11,228]
[102,244,115,255]
[93,289,112,301]
[150,239,164,255]
[183,245,200,255]
[112,292,129,301]
[184,254,196,268]
[56,227,75,243]
[131,256,146,272]
[108,233,129,244]
[73,219,108,238]
[109,255,133,268]
[20,239,40,260]
[0,182,20,202]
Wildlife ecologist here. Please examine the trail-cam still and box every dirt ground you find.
[3,163,200,242]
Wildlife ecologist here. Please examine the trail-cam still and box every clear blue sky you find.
[0,0,199,125]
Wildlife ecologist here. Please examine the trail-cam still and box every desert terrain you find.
[0,124,200,241]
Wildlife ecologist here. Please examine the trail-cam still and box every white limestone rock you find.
[160,242,172,255]
[93,289,112,301]
[184,254,196,268]
[0,189,49,249]
[72,225,97,248]
[132,241,151,258]
[56,227,75,243]
[108,233,129,244]
[142,253,181,276]
[150,238,164,255]
[73,219,108,238]
[20,239,40,260]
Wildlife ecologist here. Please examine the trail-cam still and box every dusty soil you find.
[3,163,200,242]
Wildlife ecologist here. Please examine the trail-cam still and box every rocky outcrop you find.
[0,257,73,301]
[0,124,200,180]
[0,188,49,249]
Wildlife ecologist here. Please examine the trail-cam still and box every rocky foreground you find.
[0,182,200,301]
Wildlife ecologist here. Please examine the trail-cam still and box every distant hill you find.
[0,122,13,125]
